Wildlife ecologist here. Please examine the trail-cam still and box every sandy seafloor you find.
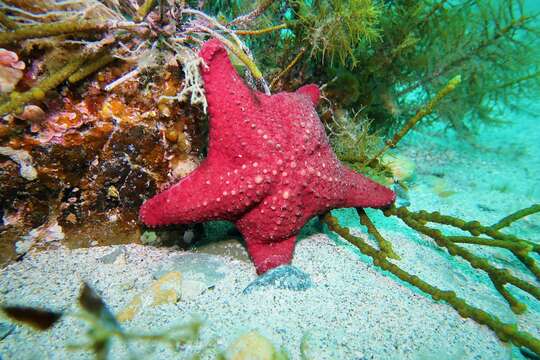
[0,102,539,360]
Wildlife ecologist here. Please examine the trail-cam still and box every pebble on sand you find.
[117,271,183,322]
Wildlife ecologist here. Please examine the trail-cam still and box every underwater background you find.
[0,0,539,359]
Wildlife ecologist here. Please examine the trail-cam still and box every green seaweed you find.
[491,204,540,231]
[136,0,158,22]
[247,0,540,136]
[68,54,116,84]
[323,212,540,354]
[290,0,381,67]
[385,206,540,307]
[357,207,400,260]
[1,282,301,359]
[0,10,17,30]
[0,53,87,115]
[361,0,540,133]
[369,75,462,164]
[2,283,203,359]
[0,20,138,45]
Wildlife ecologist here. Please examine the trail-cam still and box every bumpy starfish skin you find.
[140,39,395,274]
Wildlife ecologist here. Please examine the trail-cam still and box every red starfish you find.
[140,39,395,274]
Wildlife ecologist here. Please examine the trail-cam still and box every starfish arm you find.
[340,167,396,209]
[199,39,255,116]
[296,84,320,106]
[139,160,269,227]
[198,39,262,159]
[244,236,297,275]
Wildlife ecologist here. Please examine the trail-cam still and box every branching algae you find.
[2,283,205,359]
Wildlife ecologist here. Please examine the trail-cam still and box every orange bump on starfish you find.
[140,39,395,274]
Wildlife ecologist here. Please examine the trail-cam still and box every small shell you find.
[18,105,46,122]
[0,66,23,93]
[0,48,25,70]
[0,49,25,93]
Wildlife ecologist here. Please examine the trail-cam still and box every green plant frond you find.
[291,0,381,67]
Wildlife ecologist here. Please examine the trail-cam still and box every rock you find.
[117,271,182,322]
[98,246,126,264]
[195,238,251,263]
[0,146,37,180]
[225,331,284,360]
[170,155,199,179]
[15,221,65,255]
[18,105,46,123]
[154,253,228,299]
[150,272,182,306]
[117,297,141,323]
[141,225,204,248]
[431,177,457,198]
[243,265,313,294]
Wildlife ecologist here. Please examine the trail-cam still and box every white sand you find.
[0,237,509,359]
